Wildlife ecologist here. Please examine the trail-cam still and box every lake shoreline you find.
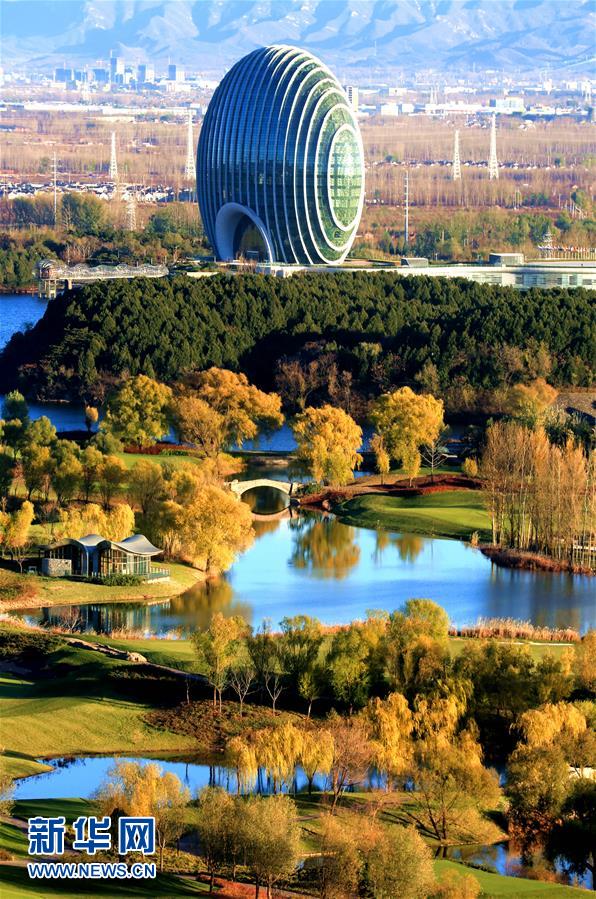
[0,561,207,613]
[480,545,595,576]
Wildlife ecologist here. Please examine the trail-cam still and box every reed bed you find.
[450,617,580,643]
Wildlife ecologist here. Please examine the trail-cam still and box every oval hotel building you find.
[197,45,365,266]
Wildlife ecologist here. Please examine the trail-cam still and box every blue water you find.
[13,755,368,800]
[17,516,596,633]
[0,293,47,349]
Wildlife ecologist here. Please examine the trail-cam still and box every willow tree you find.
[102,375,173,447]
[96,760,189,873]
[371,387,444,483]
[292,404,362,486]
[481,421,594,561]
[177,367,284,454]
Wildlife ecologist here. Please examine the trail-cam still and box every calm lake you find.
[14,512,596,633]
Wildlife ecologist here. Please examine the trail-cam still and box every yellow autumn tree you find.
[371,387,444,483]
[55,503,135,542]
[3,501,34,571]
[292,404,363,486]
[102,375,173,447]
[176,483,253,574]
[299,727,334,795]
[96,761,189,872]
[505,377,557,423]
[227,736,259,793]
[178,367,284,453]
[367,692,414,783]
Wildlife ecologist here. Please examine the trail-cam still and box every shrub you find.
[432,869,481,898]
[462,457,479,478]
[100,573,142,587]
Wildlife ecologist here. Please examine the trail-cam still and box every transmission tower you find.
[488,114,499,180]
[109,131,118,183]
[541,227,553,259]
[452,129,461,181]
[52,152,58,226]
[184,110,195,182]
[404,169,409,248]
[126,192,137,232]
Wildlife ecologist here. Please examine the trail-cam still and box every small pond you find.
[14,755,588,887]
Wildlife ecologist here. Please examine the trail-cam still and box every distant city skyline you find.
[2,0,594,78]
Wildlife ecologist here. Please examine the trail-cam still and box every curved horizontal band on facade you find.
[197,45,365,266]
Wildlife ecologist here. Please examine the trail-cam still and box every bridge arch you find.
[229,478,297,498]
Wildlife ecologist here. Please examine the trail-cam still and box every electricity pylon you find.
[109,131,118,183]
[126,192,137,232]
[404,169,409,248]
[184,110,195,181]
[52,152,58,226]
[488,114,499,180]
[452,129,461,181]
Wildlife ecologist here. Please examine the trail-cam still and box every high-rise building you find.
[54,67,74,83]
[137,64,155,84]
[110,53,124,83]
[197,45,365,265]
[92,67,109,84]
[168,64,184,82]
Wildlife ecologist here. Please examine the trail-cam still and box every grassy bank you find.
[0,635,197,776]
[0,798,584,899]
[335,489,492,541]
[0,561,203,612]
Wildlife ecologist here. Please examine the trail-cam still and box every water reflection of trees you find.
[372,531,425,564]
[290,516,360,579]
[171,579,253,630]
[392,534,425,563]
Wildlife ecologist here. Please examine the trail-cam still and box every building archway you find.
[214,203,274,262]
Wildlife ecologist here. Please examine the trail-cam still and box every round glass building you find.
[197,45,365,265]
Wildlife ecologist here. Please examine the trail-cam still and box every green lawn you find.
[0,641,197,777]
[88,635,196,670]
[336,489,492,541]
[0,866,211,898]
[2,561,202,611]
[434,859,585,897]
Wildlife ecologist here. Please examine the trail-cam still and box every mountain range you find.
[2,0,594,76]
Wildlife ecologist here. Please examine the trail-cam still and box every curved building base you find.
[215,203,274,263]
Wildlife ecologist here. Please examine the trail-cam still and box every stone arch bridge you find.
[229,478,303,499]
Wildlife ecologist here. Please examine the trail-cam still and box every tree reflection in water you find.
[392,534,425,563]
[171,579,253,630]
[373,530,424,564]
[290,514,360,579]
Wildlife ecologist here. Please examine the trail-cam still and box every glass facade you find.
[197,45,365,265]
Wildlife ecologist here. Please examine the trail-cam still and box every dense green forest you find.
[1,273,594,404]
